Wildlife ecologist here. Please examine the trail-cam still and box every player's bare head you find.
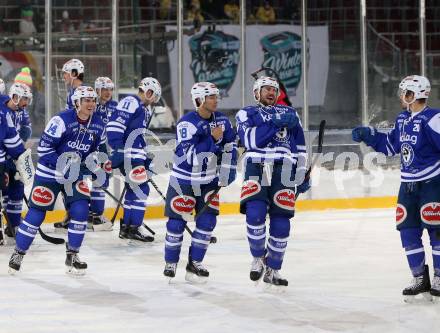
[253,76,279,106]
[72,86,97,117]
[62,59,85,85]
[94,76,114,103]
[138,77,161,106]
[398,75,430,109]
[191,82,219,112]
[8,83,32,110]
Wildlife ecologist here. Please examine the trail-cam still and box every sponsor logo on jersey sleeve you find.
[273,189,295,210]
[171,195,196,214]
[128,165,148,184]
[204,190,220,210]
[31,186,55,206]
[396,204,407,225]
[240,180,261,201]
[76,180,91,196]
[421,202,440,225]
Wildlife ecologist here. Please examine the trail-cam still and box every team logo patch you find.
[421,202,440,225]
[396,204,407,225]
[241,180,261,201]
[31,186,55,206]
[103,160,112,173]
[273,189,295,211]
[128,165,148,184]
[171,195,196,215]
[204,190,220,211]
[76,180,91,196]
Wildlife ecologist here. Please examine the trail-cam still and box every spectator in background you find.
[187,5,204,32]
[56,10,75,33]
[19,9,37,35]
[256,1,276,24]
[224,0,240,23]
[159,0,172,19]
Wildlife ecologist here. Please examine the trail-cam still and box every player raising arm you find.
[352,75,440,302]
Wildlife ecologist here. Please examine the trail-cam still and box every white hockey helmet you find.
[398,75,430,102]
[62,58,85,76]
[253,76,279,102]
[71,86,97,109]
[139,77,161,103]
[8,83,32,106]
[0,78,5,94]
[94,76,114,90]
[191,81,219,109]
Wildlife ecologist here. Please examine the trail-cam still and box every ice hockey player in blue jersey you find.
[107,77,161,242]
[235,76,309,287]
[352,75,440,302]
[86,76,117,232]
[0,83,33,241]
[163,82,237,283]
[61,58,85,110]
[0,84,29,245]
[8,86,106,275]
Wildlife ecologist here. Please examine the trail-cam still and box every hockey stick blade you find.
[38,228,65,245]
[22,195,65,245]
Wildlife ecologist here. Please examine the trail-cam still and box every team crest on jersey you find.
[128,166,148,184]
[31,186,55,206]
[76,180,91,196]
[274,128,290,142]
[204,190,220,210]
[273,189,295,210]
[241,180,261,201]
[400,143,414,167]
[171,195,196,214]
[396,204,407,225]
[421,202,440,225]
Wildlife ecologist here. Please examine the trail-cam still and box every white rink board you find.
[0,209,438,333]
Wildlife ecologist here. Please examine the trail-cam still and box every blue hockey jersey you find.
[106,95,152,162]
[96,100,117,124]
[0,94,32,142]
[235,104,306,165]
[0,104,25,164]
[369,107,440,182]
[36,108,106,181]
[171,111,237,185]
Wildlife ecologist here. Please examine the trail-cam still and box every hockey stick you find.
[110,184,126,226]
[103,187,155,235]
[148,177,218,244]
[23,196,66,245]
[305,119,326,179]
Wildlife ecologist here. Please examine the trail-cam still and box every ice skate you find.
[65,248,87,276]
[127,225,154,243]
[431,275,440,303]
[185,259,209,284]
[164,262,177,281]
[250,257,265,283]
[119,219,129,239]
[8,249,25,274]
[403,265,432,303]
[54,214,69,233]
[263,268,288,289]
[88,213,113,232]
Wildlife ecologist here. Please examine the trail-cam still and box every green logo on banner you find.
[260,31,304,96]
[189,30,240,97]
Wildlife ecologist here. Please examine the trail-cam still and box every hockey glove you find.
[110,150,124,169]
[352,126,377,146]
[296,178,311,194]
[271,112,299,129]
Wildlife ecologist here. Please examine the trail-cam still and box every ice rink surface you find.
[0,208,438,333]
